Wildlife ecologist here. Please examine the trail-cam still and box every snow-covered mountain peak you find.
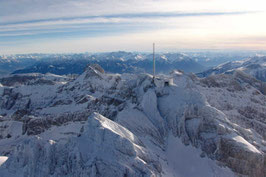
[0,67,265,177]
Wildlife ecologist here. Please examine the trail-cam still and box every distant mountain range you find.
[1,52,265,82]
[0,57,39,76]
[198,56,266,82]
[12,52,206,75]
[185,51,258,67]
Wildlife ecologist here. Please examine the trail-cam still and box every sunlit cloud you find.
[0,0,266,54]
[0,11,253,36]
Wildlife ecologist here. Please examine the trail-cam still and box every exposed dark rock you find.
[22,111,91,135]
[217,137,264,177]
[12,109,29,120]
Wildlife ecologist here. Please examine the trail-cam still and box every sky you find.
[0,0,266,54]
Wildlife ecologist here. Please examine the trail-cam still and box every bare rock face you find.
[22,111,91,135]
[217,136,264,177]
[85,64,105,79]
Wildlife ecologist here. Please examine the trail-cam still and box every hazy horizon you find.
[2,49,266,56]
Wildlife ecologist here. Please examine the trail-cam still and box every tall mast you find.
[153,43,155,81]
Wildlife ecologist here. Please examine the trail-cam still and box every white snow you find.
[164,133,235,177]
[0,156,8,166]
[231,135,261,154]
[171,70,183,75]
[0,84,3,95]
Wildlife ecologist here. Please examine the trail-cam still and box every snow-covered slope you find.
[0,64,265,177]
[198,56,266,82]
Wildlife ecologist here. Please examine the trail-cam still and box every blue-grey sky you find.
[1,0,266,54]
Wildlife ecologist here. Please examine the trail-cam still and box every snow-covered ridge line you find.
[198,56,266,82]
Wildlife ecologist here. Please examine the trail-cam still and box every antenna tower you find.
[153,43,155,81]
